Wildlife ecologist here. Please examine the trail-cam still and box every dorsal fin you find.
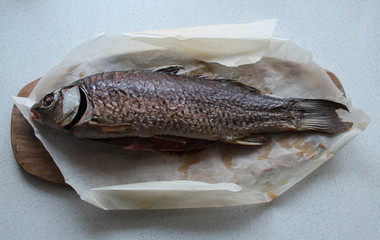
[210,78,263,94]
[151,66,262,94]
[151,65,185,75]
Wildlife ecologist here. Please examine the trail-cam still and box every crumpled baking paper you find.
[14,20,370,209]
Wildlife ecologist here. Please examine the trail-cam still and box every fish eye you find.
[43,93,55,107]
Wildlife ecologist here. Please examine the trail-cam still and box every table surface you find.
[1,1,379,239]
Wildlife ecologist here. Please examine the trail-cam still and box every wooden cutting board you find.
[11,80,66,184]
[11,71,345,185]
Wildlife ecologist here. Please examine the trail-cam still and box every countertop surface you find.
[1,1,378,239]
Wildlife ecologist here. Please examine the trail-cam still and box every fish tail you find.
[296,99,352,133]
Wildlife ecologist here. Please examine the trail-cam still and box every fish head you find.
[31,86,81,129]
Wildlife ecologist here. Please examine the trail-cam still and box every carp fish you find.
[30,66,352,151]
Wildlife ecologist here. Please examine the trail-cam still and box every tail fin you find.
[297,99,352,133]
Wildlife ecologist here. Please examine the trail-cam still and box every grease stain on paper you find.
[218,146,240,170]
[178,153,202,179]
[257,145,272,160]
[257,138,273,160]
[267,191,278,200]
[279,138,316,159]
[293,139,316,159]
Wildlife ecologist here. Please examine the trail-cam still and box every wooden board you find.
[11,71,345,185]
[11,80,66,184]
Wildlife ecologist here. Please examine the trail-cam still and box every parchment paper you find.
[14,20,370,209]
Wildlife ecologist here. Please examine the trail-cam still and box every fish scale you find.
[31,69,351,145]
[79,71,296,140]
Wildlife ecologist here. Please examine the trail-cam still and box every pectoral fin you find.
[231,135,270,146]
[89,122,137,134]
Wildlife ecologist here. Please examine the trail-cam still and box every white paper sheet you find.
[14,20,370,209]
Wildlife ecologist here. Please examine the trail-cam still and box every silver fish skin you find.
[31,70,351,145]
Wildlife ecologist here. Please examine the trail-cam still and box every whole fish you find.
[31,67,351,148]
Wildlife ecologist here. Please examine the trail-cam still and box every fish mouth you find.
[30,109,39,119]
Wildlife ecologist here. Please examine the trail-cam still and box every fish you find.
[30,66,352,151]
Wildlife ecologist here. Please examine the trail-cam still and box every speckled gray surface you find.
[1,0,378,239]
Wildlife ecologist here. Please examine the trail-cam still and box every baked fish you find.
[30,67,351,148]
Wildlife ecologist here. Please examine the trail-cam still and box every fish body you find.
[31,69,351,147]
